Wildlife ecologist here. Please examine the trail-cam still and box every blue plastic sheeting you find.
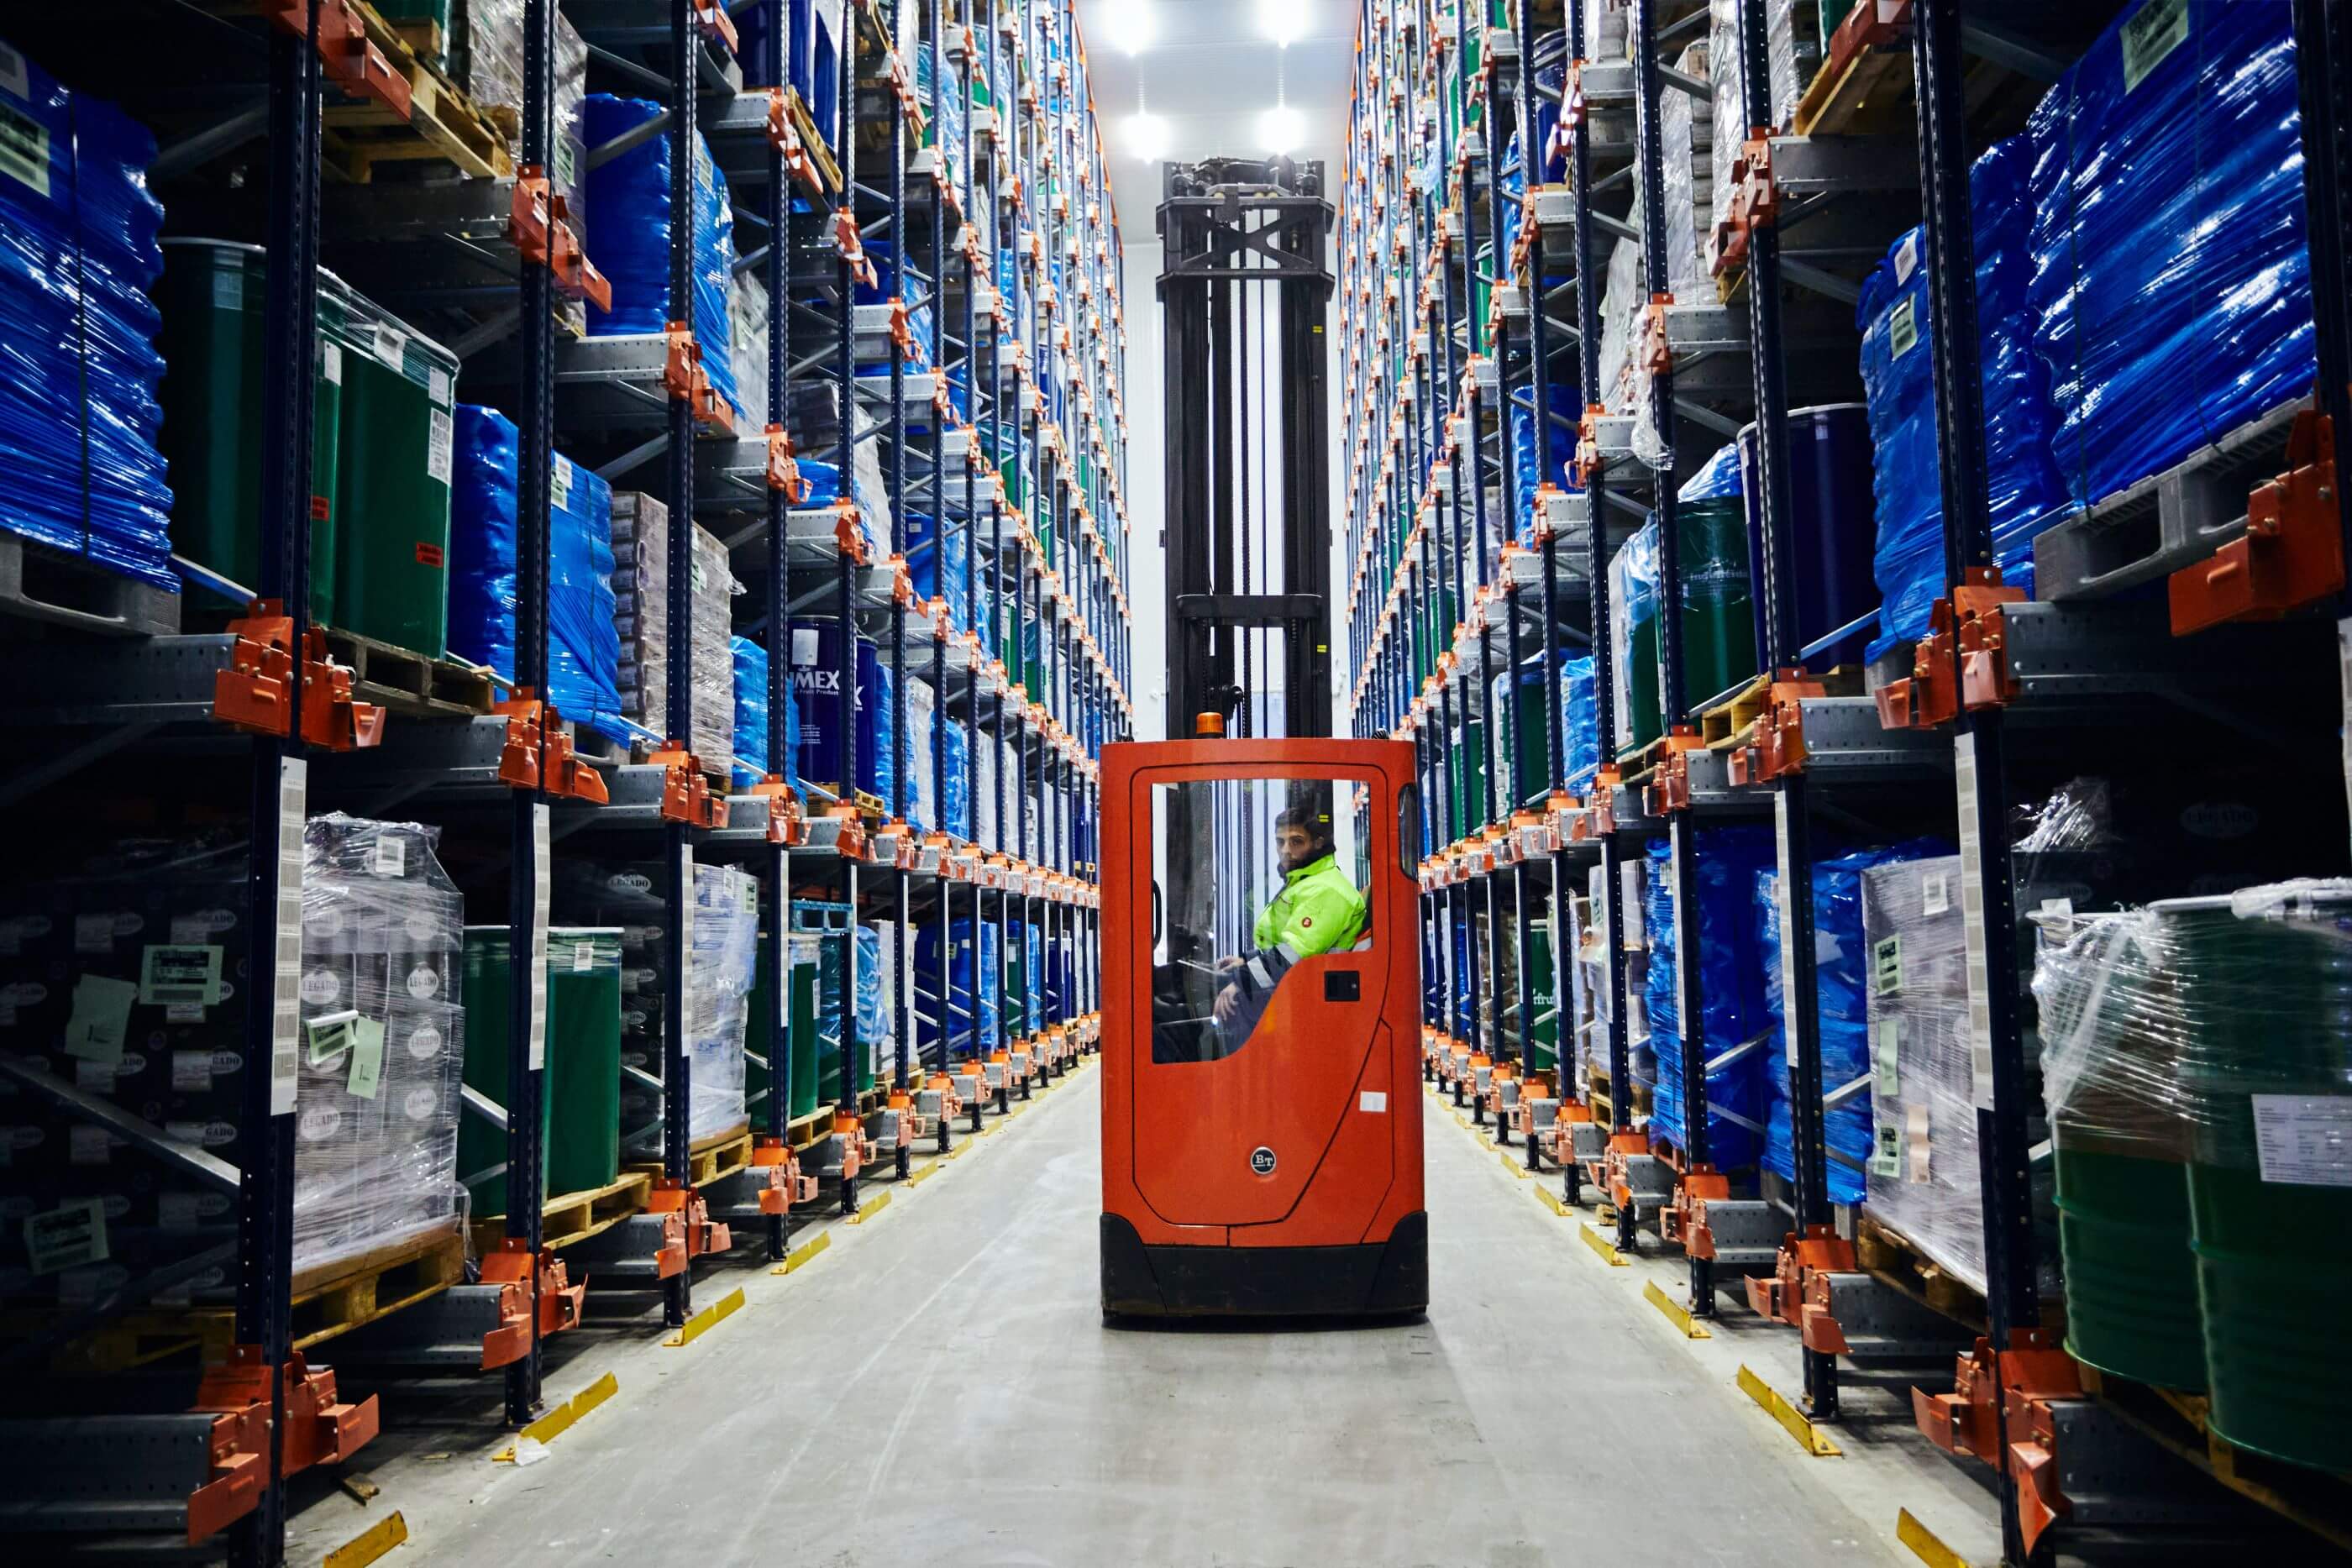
[788,456,886,556]
[0,45,175,589]
[582,95,741,421]
[728,637,765,780]
[853,923,885,1048]
[942,718,970,840]
[1856,136,2066,659]
[916,917,1000,1059]
[448,406,625,737]
[2027,0,2313,514]
[1754,839,1950,1206]
[1562,656,1600,800]
[1677,441,1743,503]
[1644,827,1776,1169]
[904,510,973,632]
[1510,382,1584,538]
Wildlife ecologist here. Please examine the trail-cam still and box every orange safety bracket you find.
[1642,726,1704,816]
[2170,407,2346,633]
[648,742,727,827]
[764,90,820,192]
[822,803,869,861]
[492,692,609,802]
[690,0,738,51]
[764,423,808,501]
[1728,671,1827,784]
[260,0,411,119]
[749,774,806,845]
[750,1137,803,1214]
[1571,401,1609,488]
[1872,569,2025,730]
[192,1347,378,1483]
[832,208,878,288]
[662,323,733,433]
[509,169,612,312]
[1641,291,1675,378]
[1735,133,1779,234]
[1743,1223,1856,1326]
[213,600,386,751]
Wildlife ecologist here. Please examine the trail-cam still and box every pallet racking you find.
[0,2,1128,1561]
[1341,0,2352,1560]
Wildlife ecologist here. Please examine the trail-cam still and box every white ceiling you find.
[1071,0,1354,244]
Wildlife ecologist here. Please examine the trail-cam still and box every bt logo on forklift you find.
[1098,739,1428,1323]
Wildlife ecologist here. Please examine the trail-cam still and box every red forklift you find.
[1099,159,1425,1319]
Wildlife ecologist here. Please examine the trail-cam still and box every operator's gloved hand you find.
[1213,983,1241,1025]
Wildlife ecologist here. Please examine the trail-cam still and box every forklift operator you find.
[1211,805,1368,1029]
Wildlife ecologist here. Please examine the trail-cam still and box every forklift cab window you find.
[1149,776,1371,1063]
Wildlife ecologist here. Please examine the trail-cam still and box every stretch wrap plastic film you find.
[730,634,797,787]
[2024,0,2315,512]
[296,815,468,1275]
[0,41,175,590]
[448,405,626,740]
[583,94,741,422]
[449,0,589,232]
[916,917,1000,1060]
[1756,840,1950,1209]
[612,497,735,765]
[1856,136,2065,658]
[1858,852,1985,1293]
[1645,826,1775,1169]
[1660,41,1713,302]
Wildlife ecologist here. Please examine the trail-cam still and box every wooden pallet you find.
[320,626,496,718]
[319,0,514,182]
[474,1169,653,1253]
[1793,29,1914,139]
[1853,1212,1988,1334]
[386,16,444,66]
[2083,1366,2352,1554]
[634,1128,754,1188]
[0,533,181,638]
[113,1228,471,1361]
[1701,664,1865,750]
[785,87,844,195]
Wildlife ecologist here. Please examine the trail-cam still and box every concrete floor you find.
[289,1067,1992,1566]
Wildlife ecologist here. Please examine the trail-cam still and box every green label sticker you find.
[1874,1017,1902,1096]
[2121,0,2188,93]
[307,1009,360,1066]
[1872,934,1903,995]
[24,1195,107,1276]
[64,974,137,1065]
[1888,296,1919,359]
[1870,1123,1902,1180]
[346,1018,386,1100]
[140,944,223,1008]
[0,100,50,198]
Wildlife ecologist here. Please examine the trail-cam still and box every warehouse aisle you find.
[326,1074,1906,1567]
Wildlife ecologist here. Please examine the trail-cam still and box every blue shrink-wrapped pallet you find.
[904,510,972,632]
[1509,381,1584,540]
[1644,826,1776,1169]
[1754,839,1952,1206]
[0,40,174,590]
[942,718,970,841]
[729,635,769,786]
[1679,440,1742,503]
[1561,655,1599,800]
[1856,135,2067,659]
[582,94,741,421]
[2025,0,2313,513]
[448,405,625,737]
[853,922,885,1052]
[916,917,999,1060]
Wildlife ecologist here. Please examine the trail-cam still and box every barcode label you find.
[272,759,307,1117]
[428,408,454,486]
[0,101,49,198]
[24,1197,107,1277]
[373,833,406,878]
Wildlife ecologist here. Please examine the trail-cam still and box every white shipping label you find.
[1888,296,1919,359]
[1874,1017,1902,1097]
[323,340,342,385]
[1775,799,1802,1064]
[1921,868,1950,918]
[0,42,33,103]
[63,974,136,1065]
[2121,0,2188,93]
[0,100,49,197]
[550,457,574,515]
[272,758,307,1116]
[528,804,551,1072]
[2250,1094,2352,1188]
[1359,1091,1388,1113]
[1953,735,1994,1108]
[216,265,245,313]
[428,407,454,487]
[1893,231,1919,286]
[373,833,406,878]
[24,1196,106,1277]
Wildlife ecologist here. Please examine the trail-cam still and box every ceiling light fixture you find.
[1260,0,1310,47]
[1108,1,1159,55]
[1125,109,1169,162]
[1259,103,1304,155]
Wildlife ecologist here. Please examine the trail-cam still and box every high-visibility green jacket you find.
[1252,852,1368,959]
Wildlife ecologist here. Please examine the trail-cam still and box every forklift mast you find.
[1157,157,1336,741]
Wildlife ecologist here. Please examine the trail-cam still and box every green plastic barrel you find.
[2050,1141,2207,1391]
[1619,502,1757,751]
[157,239,344,621]
[2161,889,2352,1471]
[745,931,817,1122]
[459,927,624,1215]
[332,290,457,658]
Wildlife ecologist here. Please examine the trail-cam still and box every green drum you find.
[332,291,457,658]
[2161,888,2352,1470]
[2050,1142,2206,1391]
[1614,503,1757,752]
[747,931,818,1122]
[459,927,623,1215]
[157,239,345,621]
